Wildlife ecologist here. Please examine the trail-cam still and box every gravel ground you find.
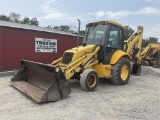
[0,66,160,120]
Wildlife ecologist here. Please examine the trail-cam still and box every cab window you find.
[107,25,119,48]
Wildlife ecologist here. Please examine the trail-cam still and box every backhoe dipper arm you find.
[124,26,143,64]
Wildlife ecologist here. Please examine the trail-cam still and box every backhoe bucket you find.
[131,64,142,76]
[11,59,71,102]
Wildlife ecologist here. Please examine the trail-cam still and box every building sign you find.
[35,38,57,52]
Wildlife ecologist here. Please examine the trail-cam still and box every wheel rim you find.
[87,74,96,88]
[120,64,129,81]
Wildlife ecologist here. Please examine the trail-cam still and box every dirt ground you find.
[0,66,160,120]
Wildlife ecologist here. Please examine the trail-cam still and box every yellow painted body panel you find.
[53,48,131,79]
[110,50,131,64]
[92,64,112,78]
[59,45,100,80]
[86,63,112,78]
[64,45,96,63]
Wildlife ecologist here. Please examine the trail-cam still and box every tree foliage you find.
[142,37,159,47]
[0,14,11,22]
[79,30,85,36]
[9,12,20,23]
[0,12,39,26]
[30,18,39,26]
[21,17,30,24]
[53,25,71,32]
[47,25,85,36]
[124,25,135,40]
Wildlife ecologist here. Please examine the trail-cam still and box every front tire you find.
[80,69,99,91]
[111,57,131,85]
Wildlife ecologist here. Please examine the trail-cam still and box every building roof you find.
[0,20,78,37]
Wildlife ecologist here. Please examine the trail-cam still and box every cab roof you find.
[86,20,125,29]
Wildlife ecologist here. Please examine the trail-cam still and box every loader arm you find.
[58,45,100,80]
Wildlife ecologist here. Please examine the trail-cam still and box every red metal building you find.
[0,21,82,70]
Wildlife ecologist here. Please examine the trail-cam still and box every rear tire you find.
[80,69,99,91]
[111,57,131,85]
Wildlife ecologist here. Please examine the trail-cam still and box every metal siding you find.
[0,20,78,37]
[0,26,82,70]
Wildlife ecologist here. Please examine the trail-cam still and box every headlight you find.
[55,67,60,72]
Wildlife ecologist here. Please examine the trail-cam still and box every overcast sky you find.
[0,0,160,40]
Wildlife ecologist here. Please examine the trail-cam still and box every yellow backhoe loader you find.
[141,43,160,66]
[11,20,143,102]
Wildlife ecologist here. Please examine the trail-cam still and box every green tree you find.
[60,25,70,32]
[79,30,85,36]
[21,17,30,25]
[0,13,40,26]
[53,26,60,30]
[30,18,39,26]
[124,25,135,40]
[142,37,159,47]
[0,14,11,22]
[54,25,71,32]
[52,25,85,36]
[9,12,20,23]
[47,25,52,28]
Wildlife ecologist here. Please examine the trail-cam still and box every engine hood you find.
[62,45,97,64]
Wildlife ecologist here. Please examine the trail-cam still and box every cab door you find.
[103,24,124,64]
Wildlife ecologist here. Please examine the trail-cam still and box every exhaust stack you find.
[77,19,81,48]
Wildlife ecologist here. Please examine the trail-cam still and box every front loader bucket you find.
[11,59,71,102]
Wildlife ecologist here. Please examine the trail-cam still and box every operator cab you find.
[83,20,125,64]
